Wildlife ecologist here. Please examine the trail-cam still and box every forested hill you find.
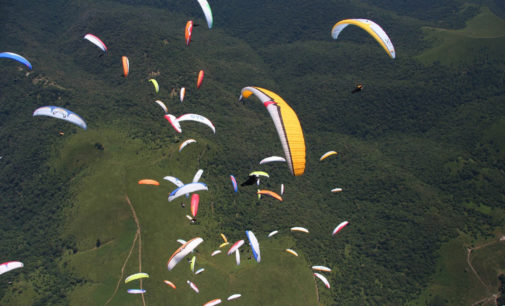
[1,0,505,305]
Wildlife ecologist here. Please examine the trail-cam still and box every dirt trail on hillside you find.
[468,237,504,306]
[105,195,144,306]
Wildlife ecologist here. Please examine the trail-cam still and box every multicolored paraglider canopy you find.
[240,87,306,176]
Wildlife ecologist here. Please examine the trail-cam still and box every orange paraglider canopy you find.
[257,189,283,201]
[197,70,204,88]
[122,56,129,77]
[138,179,159,186]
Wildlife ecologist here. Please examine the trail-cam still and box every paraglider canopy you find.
[149,79,159,93]
[314,272,331,288]
[331,19,395,59]
[168,182,208,202]
[245,230,261,263]
[185,21,193,46]
[230,175,238,192]
[33,106,87,130]
[125,272,149,283]
[83,33,107,52]
[240,87,306,176]
[257,190,283,201]
[164,280,176,289]
[122,56,129,77]
[179,139,197,152]
[0,261,23,275]
[138,179,159,186]
[0,52,32,70]
[197,70,204,89]
[196,0,213,29]
[167,237,204,271]
[319,151,338,161]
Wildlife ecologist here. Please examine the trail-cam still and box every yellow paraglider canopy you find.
[240,87,306,176]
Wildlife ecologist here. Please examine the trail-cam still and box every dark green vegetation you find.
[1,0,505,305]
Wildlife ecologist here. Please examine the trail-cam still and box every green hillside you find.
[1,0,505,305]
[418,7,505,65]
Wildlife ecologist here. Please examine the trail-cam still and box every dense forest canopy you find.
[1,0,505,305]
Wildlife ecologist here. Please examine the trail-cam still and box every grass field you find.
[411,230,505,305]
[49,127,321,305]
[417,7,505,65]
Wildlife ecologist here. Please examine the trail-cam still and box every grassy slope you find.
[53,128,318,306]
[417,7,505,65]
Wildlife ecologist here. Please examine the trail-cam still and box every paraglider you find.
[163,176,184,188]
[235,249,240,265]
[149,79,159,93]
[290,227,309,234]
[319,151,338,161]
[165,113,216,134]
[155,100,168,114]
[122,56,129,77]
[230,175,238,192]
[312,266,332,273]
[331,19,396,59]
[127,289,146,294]
[331,187,343,193]
[195,268,205,275]
[227,240,244,255]
[332,221,349,235]
[280,184,285,195]
[192,169,204,183]
[168,182,208,202]
[178,113,215,133]
[196,0,213,29]
[125,272,149,283]
[245,230,261,263]
[0,52,32,70]
[257,190,283,202]
[204,299,221,306]
[219,242,229,248]
[190,256,196,273]
[83,33,107,52]
[180,87,186,102]
[190,194,199,218]
[285,249,299,257]
[314,273,331,288]
[167,237,203,271]
[239,87,306,176]
[220,233,228,243]
[138,179,160,186]
[267,230,279,238]
[197,70,204,89]
[227,294,242,301]
[352,84,363,93]
[259,156,286,165]
[177,239,187,244]
[33,106,87,130]
[0,261,23,275]
[187,280,199,293]
[164,280,176,289]
[185,21,193,46]
[211,250,221,256]
[164,114,182,133]
[179,139,196,152]
[249,171,269,178]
